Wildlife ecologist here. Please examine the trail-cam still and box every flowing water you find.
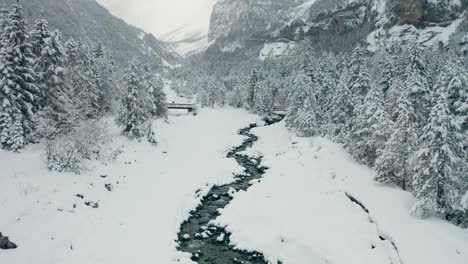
[176,116,283,264]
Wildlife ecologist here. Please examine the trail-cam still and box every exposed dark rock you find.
[390,0,425,24]
[0,233,18,250]
[105,184,113,192]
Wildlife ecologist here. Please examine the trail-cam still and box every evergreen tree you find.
[93,41,104,59]
[375,91,418,190]
[0,7,8,37]
[90,45,117,114]
[404,44,431,127]
[348,46,371,102]
[31,19,67,107]
[295,91,319,137]
[329,68,355,141]
[30,18,50,62]
[286,72,319,134]
[349,84,393,166]
[247,68,260,109]
[116,59,147,139]
[253,77,275,116]
[65,41,102,119]
[445,57,467,132]
[145,72,167,118]
[316,53,337,124]
[411,92,467,218]
[33,29,76,139]
[226,85,245,108]
[0,3,39,150]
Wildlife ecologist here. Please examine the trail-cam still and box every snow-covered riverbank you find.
[1,112,467,264]
[0,108,260,264]
[214,120,468,264]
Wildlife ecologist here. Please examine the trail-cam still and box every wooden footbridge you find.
[167,103,198,115]
[166,103,285,115]
[273,105,287,113]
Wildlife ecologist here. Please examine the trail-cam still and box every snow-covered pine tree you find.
[348,45,371,102]
[444,57,467,133]
[33,29,78,139]
[0,3,39,150]
[30,18,50,64]
[116,58,148,139]
[286,72,320,136]
[0,7,8,36]
[286,72,308,129]
[404,44,431,127]
[93,41,104,59]
[411,91,467,219]
[315,53,337,125]
[226,84,245,108]
[64,38,79,64]
[348,83,393,166]
[247,68,260,109]
[31,18,67,107]
[329,68,355,142]
[295,89,319,137]
[145,71,167,119]
[65,40,102,119]
[253,77,275,116]
[375,90,418,190]
[376,49,397,96]
[90,44,118,114]
[202,76,223,107]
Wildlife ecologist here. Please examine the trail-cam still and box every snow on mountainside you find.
[259,41,296,61]
[161,25,213,57]
[202,0,466,60]
[4,0,181,69]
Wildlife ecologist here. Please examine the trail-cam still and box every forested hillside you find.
[173,0,468,226]
[2,0,181,70]
[0,2,168,172]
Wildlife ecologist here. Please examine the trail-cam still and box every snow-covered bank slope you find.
[0,108,260,264]
[215,121,468,264]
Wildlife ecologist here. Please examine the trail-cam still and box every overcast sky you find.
[97,0,217,39]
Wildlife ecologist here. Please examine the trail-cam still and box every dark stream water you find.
[176,116,283,264]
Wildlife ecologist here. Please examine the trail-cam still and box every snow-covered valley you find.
[0,107,261,264]
[1,107,467,264]
[0,0,467,263]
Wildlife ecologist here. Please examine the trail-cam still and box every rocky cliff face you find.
[206,0,465,51]
[389,0,464,25]
[200,0,465,69]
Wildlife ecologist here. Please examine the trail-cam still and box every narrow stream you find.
[177,116,283,264]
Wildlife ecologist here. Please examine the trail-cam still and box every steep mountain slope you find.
[162,25,212,57]
[201,0,466,62]
[4,0,181,69]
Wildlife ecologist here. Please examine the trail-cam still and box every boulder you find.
[0,233,18,250]
[390,0,425,24]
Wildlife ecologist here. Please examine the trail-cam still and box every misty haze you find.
[0,0,467,264]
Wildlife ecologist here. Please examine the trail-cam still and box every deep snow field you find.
[0,107,467,264]
[215,120,468,264]
[0,107,261,264]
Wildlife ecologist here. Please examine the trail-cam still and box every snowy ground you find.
[1,109,467,264]
[0,107,260,264]
[259,42,296,61]
[214,120,468,264]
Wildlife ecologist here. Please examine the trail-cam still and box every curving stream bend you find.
[176,116,283,264]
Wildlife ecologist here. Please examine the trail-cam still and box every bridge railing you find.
[167,103,198,115]
[272,105,286,112]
